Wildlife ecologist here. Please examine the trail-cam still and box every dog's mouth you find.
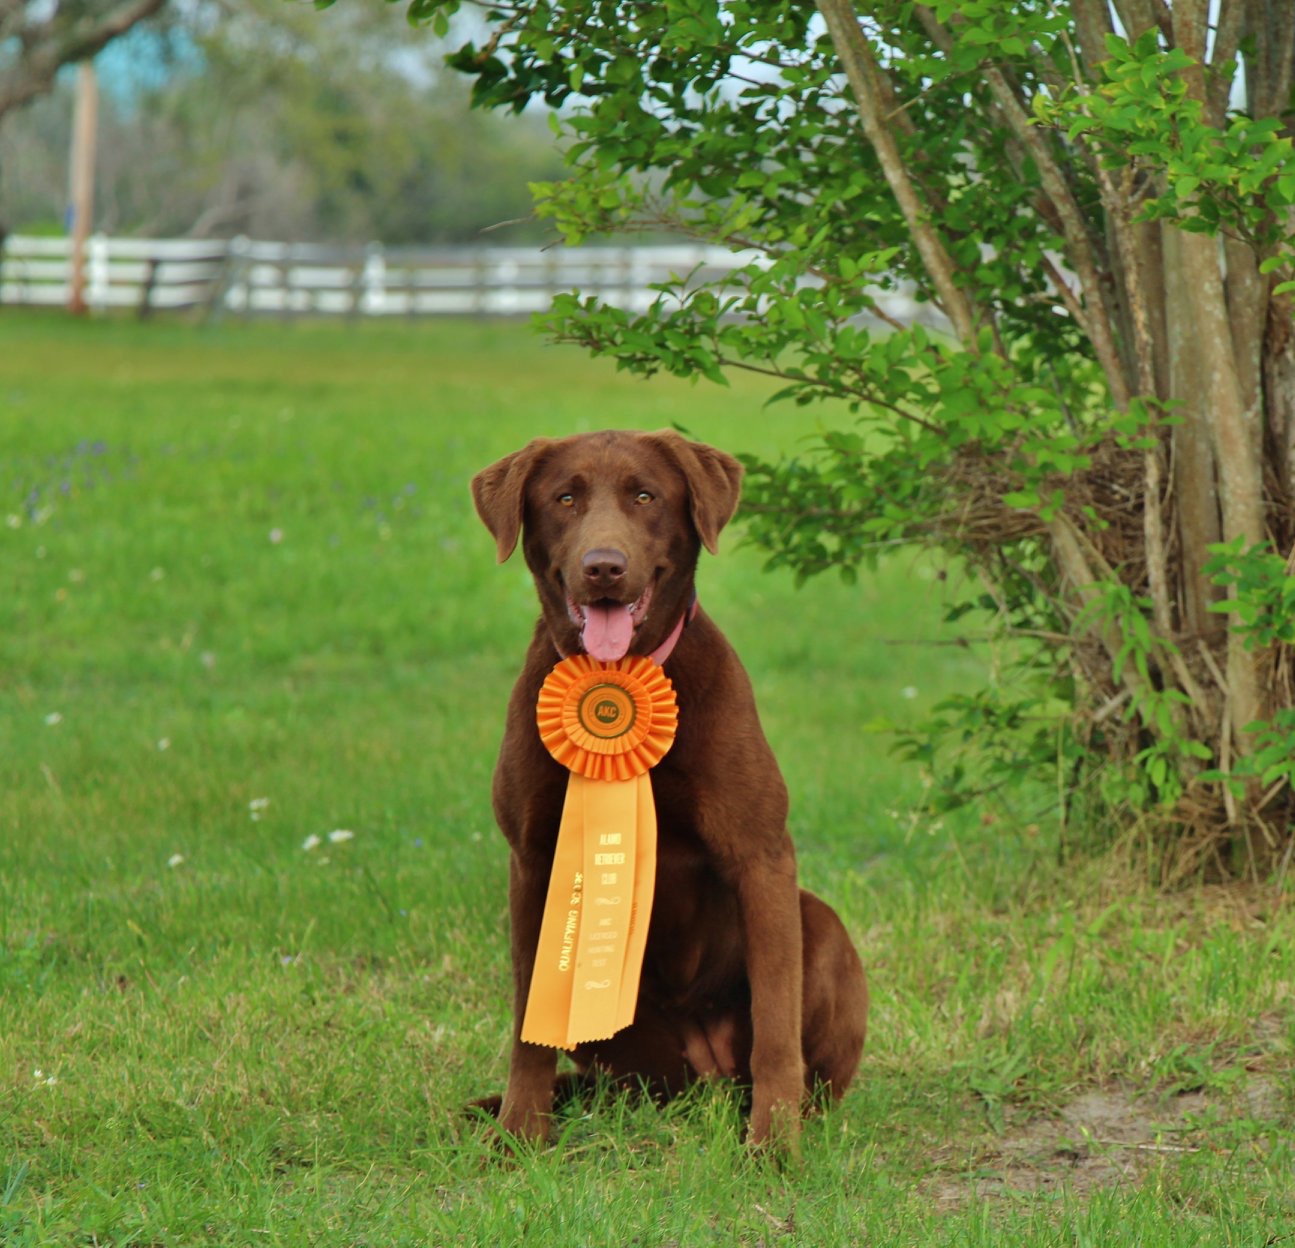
[566,579,655,662]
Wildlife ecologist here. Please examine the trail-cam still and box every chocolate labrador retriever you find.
[472,429,867,1148]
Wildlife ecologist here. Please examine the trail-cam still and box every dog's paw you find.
[497,1102,552,1146]
[464,1094,503,1120]
[746,1094,802,1159]
[464,1094,551,1160]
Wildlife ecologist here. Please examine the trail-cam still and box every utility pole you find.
[67,61,99,315]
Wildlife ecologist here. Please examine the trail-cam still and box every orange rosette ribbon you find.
[536,654,679,782]
[522,655,678,1050]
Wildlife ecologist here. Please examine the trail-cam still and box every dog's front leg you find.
[738,849,805,1151]
[498,854,559,1143]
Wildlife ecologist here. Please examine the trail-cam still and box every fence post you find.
[233,236,252,319]
[88,233,110,313]
[203,237,235,323]
[474,248,489,316]
[137,257,160,320]
[404,250,418,319]
[278,246,293,321]
[544,245,560,307]
[363,242,387,315]
[628,246,652,314]
[347,249,364,320]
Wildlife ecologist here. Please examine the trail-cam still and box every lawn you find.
[1,310,1292,1245]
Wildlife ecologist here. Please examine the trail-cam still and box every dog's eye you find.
[558,493,575,508]
[634,491,654,505]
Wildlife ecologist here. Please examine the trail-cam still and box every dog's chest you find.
[639,819,744,993]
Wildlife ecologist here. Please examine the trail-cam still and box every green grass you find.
[1,310,1292,1245]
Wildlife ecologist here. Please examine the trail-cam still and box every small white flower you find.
[301,834,321,852]
[200,651,217,670]
[157,738,171,751]
[44,1075,57,1087]
[327,829,354,844]
[149,566,165,582]
[249,797,269,822]
[6,514,21,529]
[167,853,184,868]
[901,686,919,700]
[32,1068,43,1080]
[269,528,284,544]
[44,712,62,726]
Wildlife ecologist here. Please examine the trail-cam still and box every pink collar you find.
[647,596,698,666]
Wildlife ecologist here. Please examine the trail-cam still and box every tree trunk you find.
[813,0,1294,871]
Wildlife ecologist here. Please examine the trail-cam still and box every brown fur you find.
[471,429,868,1149]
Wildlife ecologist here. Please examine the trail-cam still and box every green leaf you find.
[999,486,1041,507]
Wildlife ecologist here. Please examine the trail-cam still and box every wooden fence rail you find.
[0,234,933,325]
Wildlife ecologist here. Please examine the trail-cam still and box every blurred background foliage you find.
[0,0,566,242]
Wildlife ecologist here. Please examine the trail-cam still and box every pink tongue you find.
[582,602,634,662]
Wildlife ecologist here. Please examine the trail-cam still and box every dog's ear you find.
[647,430,744,554]
[471,439,552,563]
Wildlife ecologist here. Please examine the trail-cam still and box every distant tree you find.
[0,0,566,241]
[0,0,168,123]
[384,0,1295,878]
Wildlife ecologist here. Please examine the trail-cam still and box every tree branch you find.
[1171,2,1268,744]
[1163,227,1225,645]
[1048,513,1153,708]
[914,3,1130,406]
[0,0,169,121]
[1070,0,1116,82]
[1040,255,1088,327]
[1242,0,1295,120]
[1110,0,1170,42]
[1207,0,1246,126]
[814,0,981,348]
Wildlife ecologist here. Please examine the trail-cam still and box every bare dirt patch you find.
[924,1074,1288,1210]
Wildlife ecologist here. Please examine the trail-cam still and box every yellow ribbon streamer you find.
[521,655,677,1049]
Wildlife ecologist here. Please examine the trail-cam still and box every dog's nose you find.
[582,548,628,588]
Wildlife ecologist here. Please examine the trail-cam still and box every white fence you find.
[0,233,934,324]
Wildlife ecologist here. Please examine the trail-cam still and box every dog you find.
[471,429,868,1149]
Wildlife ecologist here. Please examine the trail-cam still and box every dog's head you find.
[471,430,743,660]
